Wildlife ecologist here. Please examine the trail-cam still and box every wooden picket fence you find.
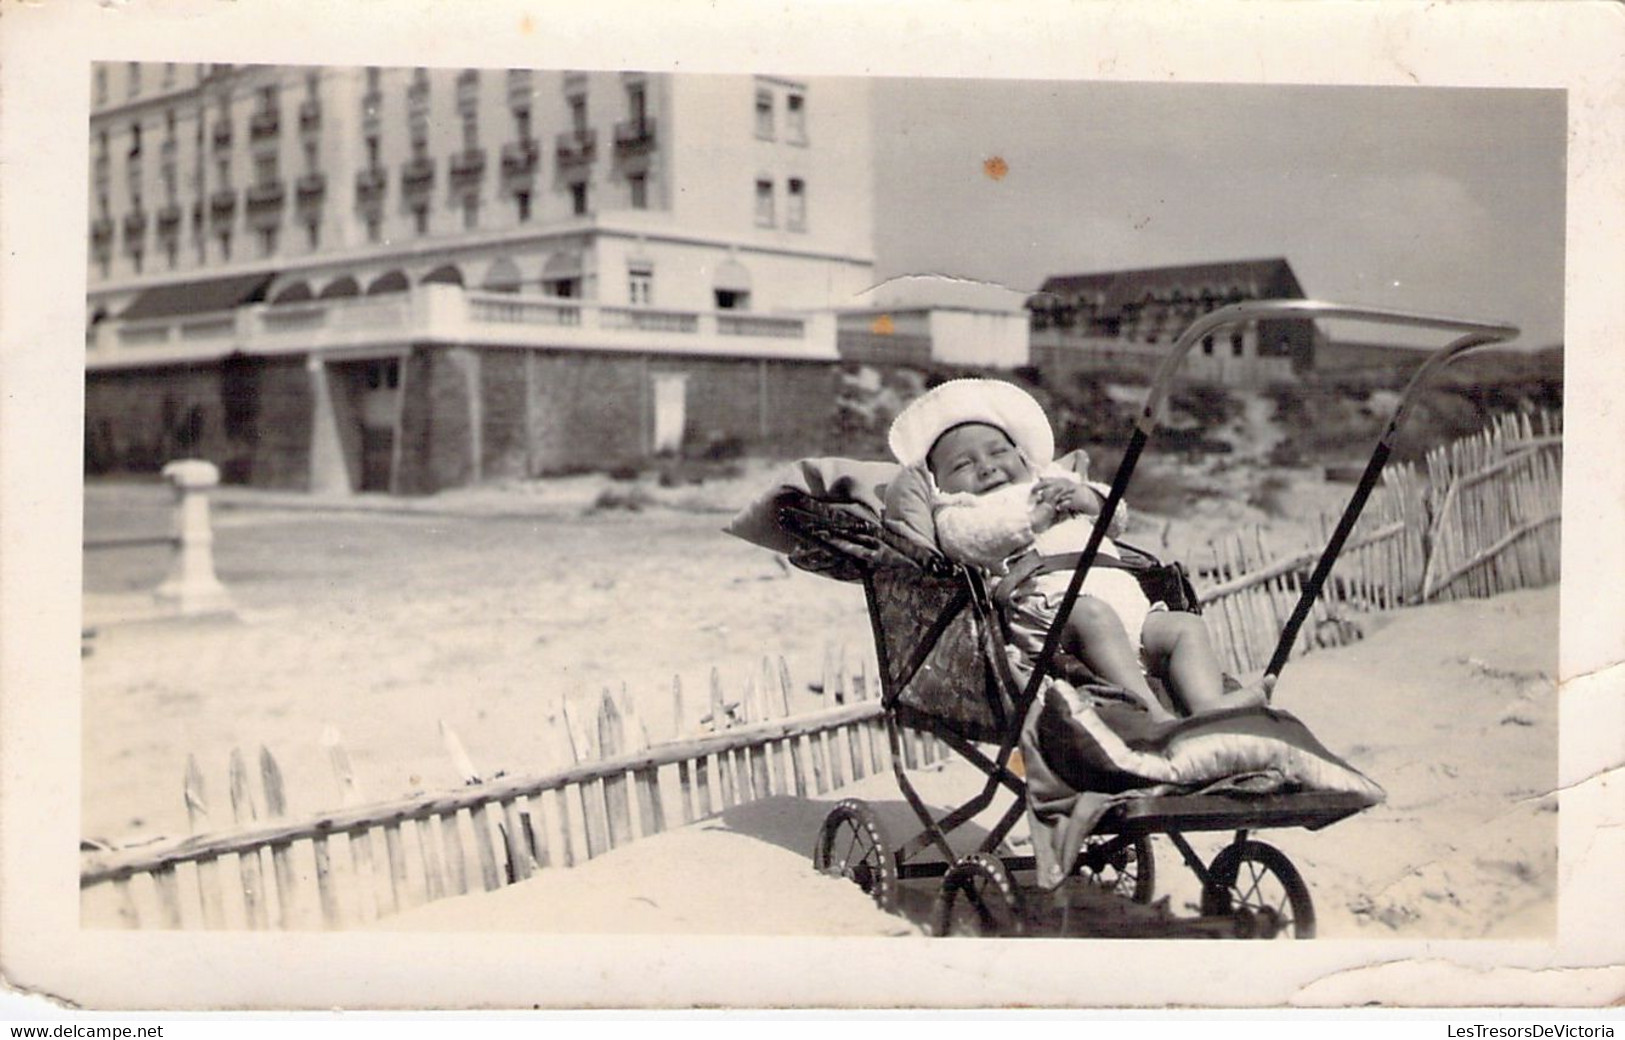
[1194,409,1562,676]
[80,649,947,930]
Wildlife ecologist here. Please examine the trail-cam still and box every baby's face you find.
[928,423,1032,494]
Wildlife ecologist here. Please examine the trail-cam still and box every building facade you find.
[1026,258,1323,387]
[86,63,875,492]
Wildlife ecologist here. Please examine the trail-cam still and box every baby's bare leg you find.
[1141,612,1267,716]
[1062,597,1177,722]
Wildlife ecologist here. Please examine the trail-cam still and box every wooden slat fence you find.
[81,650,946,930]
[1196,409,1562,675]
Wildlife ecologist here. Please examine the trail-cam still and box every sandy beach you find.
[81,471,1557,939]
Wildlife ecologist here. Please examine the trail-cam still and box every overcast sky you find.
[867,80,1566,349]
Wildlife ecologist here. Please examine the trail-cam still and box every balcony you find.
[613,117,657,156]
[449,148,487,190]
[208,188,238,224]
[299,100,322,135]
[88,284,839,374]
[355,166,387,207]
[296,172,328,206]
[91,217,115,245]
[121,211,148,240]
[249,109,280,141]
[555,128,596,167]
[400,157,436,196]
[506,69,533,105]
[406,79,429,115]
[501,139,539,181]
[155,203,183,235]
[212,121,233,152]
[246,182,286,227]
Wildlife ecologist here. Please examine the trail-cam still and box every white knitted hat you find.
[887,378,1055,469]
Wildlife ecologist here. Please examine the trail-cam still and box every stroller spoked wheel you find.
[932,853,1023,937]
[1078,833,1156,904]
[1200,839,1316,939]
[813,799,899,912]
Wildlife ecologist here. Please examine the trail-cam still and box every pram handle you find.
[1019,300,1520,711]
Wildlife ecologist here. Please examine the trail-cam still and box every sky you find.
[867,79,1566,349]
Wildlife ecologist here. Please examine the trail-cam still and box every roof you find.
[1031,258,1305,313]
[119,271,277,322]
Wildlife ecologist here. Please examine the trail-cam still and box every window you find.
[366,66,381,90]
[1230,332,1245,357]
[462,196,479,230]
[1201,335,1215,356]
[129,122,143,158]
[714,289,749,311]
[514,106,532,142]
[306,219,320,250]
[217,158,231,186]
[754,89,773,138]
[165,238,179,269]
[410,128,429,161]
[259,84,278,110]
[462,112,478,150]
[628,261,653,305]
[627,81,647,123]
[570,180,588,216]
[754,178,774,227]
[255,152,279,186]
[412,203,429,236]
[628,171,648,210]
[787,92,806,143]
[258,226,278,257]
[304,139,319,172]
[128,62,141,98]
[515,189,532,222]
[95,67,108,106]
[163,63,176,88]
[365,134,381,168]
[786,177,806,230]
[568,94,588,134]
[218,230,232,261]
[366,214,382,243]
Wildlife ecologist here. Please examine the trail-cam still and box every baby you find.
[888,379,1267,722]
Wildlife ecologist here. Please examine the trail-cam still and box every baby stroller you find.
[766,300,1518,938]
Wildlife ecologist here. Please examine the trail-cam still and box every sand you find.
[82,477,1557,939]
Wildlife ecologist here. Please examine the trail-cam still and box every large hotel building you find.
[86,63,876,493]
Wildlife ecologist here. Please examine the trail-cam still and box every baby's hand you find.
[1029,487,1059,533]
[1034,478,1101,519]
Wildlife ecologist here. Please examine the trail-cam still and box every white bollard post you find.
[153,459,235,617]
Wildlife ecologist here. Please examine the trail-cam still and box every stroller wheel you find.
[1200,839,1316,939]
[813,799,898,912]
[1079,833,1156,904]
[933,853,1023,938]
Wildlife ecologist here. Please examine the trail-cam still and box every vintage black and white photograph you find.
[4,0,1622,1014]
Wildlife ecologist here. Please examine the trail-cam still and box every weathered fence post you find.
[153,459,235,618]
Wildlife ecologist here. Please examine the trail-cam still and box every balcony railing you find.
[400,157,436,195]
[299,100,322,134]
[296,172,328,205]
[555,128,596,166]
[91,217,115,245]
[249,109,280,141]
[155,204,183,235]
[355,167,387,206]
[246,182,286,226]
[208,188,238,223]
[212,121,233,151]
[122,211,148,240]
[89,287,836,371]
[613,117,657,156]
[449,148,487,187]
[501,139,539,180]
